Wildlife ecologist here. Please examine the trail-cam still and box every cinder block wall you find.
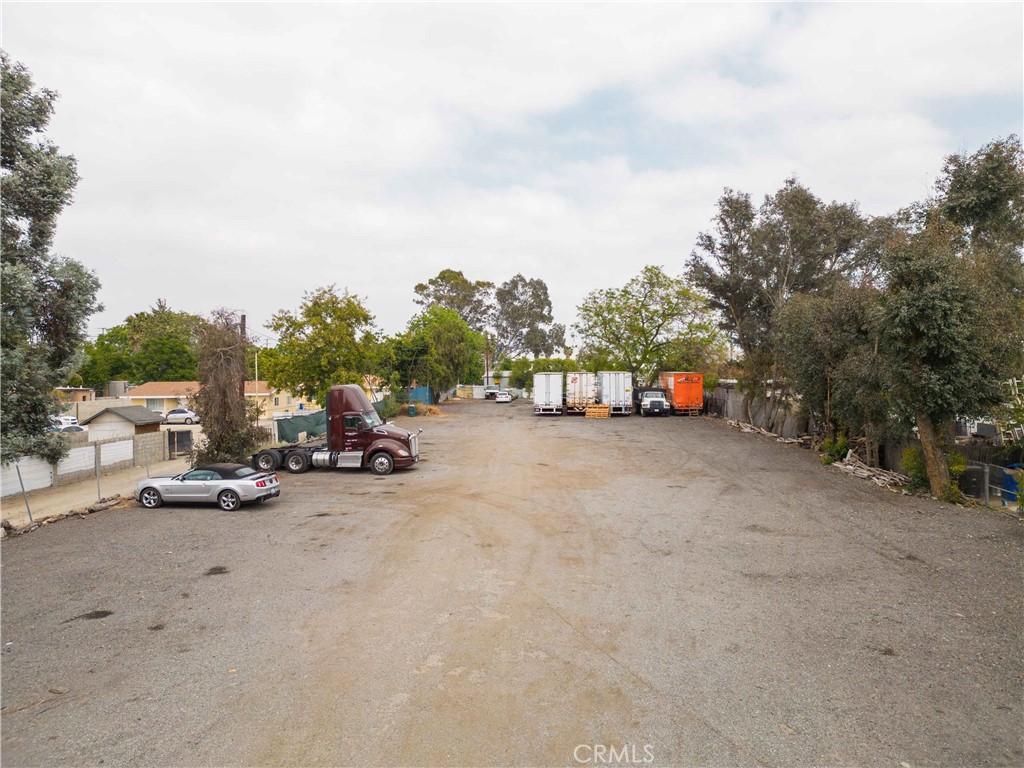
[134,433,167,466]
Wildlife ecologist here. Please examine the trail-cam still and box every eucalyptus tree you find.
[1,52,100,464]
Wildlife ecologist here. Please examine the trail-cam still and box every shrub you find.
[947,450,967,481]
[902,445,968,500]
[821,435,849,465]
[901,445,929,491]
[374,397,402,421]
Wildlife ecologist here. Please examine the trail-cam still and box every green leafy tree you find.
[1,52,101,465]
[877,137,1023,497]
[384,307,484,393]
[688,180,867,389]
[78,301,206,388]
[123,299,207,354]
[574,265,718,385]
[774,286,878,439]
[493,274,562,361]
[79,326,134,392]
[508,358,534,389]
[265,285,377,407]
[879,217,1015,497]
[382,331,431,393]
[133,334,198,382]
[413,269,495,332]
[192,309,267,464]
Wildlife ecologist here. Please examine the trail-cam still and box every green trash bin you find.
[408,404,417,417]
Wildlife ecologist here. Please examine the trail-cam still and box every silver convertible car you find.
[136,463,280,511]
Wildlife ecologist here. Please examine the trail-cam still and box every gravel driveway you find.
[2,399,1021,767]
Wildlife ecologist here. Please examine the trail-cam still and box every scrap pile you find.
[831,454,910,489]
[725,419,813,448]
[725,418,910,490]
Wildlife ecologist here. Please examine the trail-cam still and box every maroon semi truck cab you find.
[252,385,420,476]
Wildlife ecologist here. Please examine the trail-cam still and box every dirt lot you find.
[2,398,1021,767]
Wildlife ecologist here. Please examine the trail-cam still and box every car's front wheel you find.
[218,489,241,511]
[139,488,163,509]
[184,418,193,425]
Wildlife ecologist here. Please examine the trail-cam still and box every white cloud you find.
[3,2,1020,345]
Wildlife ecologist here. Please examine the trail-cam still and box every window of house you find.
[273,396,279,406]
[146,398,163,411]
[286,396,292,405]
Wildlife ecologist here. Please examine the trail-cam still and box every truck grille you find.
[410,434,419,457]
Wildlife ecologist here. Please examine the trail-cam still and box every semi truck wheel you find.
[368,452,394,476]
[285,451,310,474]
[255,450,280,471]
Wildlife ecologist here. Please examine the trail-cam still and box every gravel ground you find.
[2,398,1021,767]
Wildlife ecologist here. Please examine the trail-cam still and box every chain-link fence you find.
[962,461,1021,513]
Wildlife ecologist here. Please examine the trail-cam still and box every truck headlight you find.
[397,449,409,457]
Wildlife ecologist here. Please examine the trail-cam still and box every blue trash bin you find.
[1002,463,1021,504]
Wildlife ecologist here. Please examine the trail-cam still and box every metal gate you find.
[167,430,193,458]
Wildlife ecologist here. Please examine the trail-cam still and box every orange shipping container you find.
[657,372,704,414]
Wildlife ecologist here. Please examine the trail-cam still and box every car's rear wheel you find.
[139,488,163,509]
[369,452,394,476]
[285,451,310,474]
[218,489,241,511]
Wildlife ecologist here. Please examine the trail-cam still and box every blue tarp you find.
[407,386,434,405]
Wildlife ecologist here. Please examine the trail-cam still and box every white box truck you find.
[565,372,597,414]
[533,372,564,415]
[597,371,633,415]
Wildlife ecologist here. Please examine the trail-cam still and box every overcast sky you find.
[3,2,1021,346]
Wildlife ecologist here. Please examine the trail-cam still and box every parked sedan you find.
[46,422,87,433]
[164,408,199,424]
[136,463,280,511]
[495,391,513,403]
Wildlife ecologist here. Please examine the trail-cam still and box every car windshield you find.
[363,409,384,428]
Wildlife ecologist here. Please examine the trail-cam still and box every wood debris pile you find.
[725,420,813,448]
[725,418,909,489]
[831,454,910,489]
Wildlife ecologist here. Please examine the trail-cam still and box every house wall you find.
[72,397,130,423]
[87,413,138,442]
[126,396,183,413]
[57,388,95,402]
[264,389,313,414]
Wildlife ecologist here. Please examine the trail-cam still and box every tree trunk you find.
[916,412,950,497]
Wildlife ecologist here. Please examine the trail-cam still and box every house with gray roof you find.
[80,406,166,442]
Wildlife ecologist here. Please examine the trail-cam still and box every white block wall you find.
[1,458,54,497]
[100,440,133,466]
[57,447,95,477]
